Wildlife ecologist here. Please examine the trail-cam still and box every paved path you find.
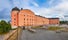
[0,35,4,40]
[20,29,68,40]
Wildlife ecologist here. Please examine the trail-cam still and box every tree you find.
[60,21,68,24]
[0,20,11,33]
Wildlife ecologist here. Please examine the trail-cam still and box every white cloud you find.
[51,0,68,21]
[8,0,68,21]
[1,0,68,21]
[30,0,68,21]
[49,0,54,5]
[31,2,39,7]
[36,0,68,21]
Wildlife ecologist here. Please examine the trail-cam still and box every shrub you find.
[48,26,62,30]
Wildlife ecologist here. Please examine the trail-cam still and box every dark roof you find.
[35,15,46,18]
[12,7,20,11]
[48,18,59,19]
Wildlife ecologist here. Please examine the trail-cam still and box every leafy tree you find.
[60,21,68,24]
[0,20,11,34]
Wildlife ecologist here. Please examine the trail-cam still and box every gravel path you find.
[20,29,68,40]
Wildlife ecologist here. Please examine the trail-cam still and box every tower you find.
[11,7,20,28]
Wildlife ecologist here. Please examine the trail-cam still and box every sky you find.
[0,0,68,21]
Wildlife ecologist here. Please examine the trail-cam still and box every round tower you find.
[11,7,20,28]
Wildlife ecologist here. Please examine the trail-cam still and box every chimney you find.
[21,8,23,10]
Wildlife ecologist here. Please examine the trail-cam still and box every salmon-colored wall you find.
[11,11,19,26]
[34,16,49,26]
[11,9,59,27]
[18,9,35,26]
[44,18,49,25]
[49,18,59,24]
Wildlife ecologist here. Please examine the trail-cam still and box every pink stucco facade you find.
[11,7,59,27]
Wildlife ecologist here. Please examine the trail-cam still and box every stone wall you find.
[4,27,22,40]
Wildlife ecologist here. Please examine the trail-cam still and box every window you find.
[24,15,25,16]
[27,19,28,20]
[27,15,28,17]
[14,22,15,23]
[14,18,16,20]
[24,24,25,25]
[30,19,31,20]
[24,18,25,20]
[24,22,25,23]
[14,15,16,16]
[14,24,16,25]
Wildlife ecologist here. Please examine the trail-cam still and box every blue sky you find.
[0,0,68,21]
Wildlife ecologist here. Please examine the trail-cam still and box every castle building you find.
[11,7,59,27]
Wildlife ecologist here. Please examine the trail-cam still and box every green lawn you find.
[48,26,63,30]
